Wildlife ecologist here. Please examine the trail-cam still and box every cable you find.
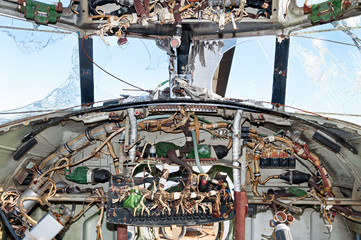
[81,35,149,93]
[290,35,358,47]
[71,200,97,221]
[294,154,316,176]
[0,25,72,34]
[262,101,361,134]
[310,112,361,118]
[291,26,361,36]
[0,110,55,114]
[261,101,330,119]
[0,208,21,240]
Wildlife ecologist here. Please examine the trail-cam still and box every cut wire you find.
[261,101,328,119]
[291,26,361,36]
[0,25,73,34]
[0,110,55,115]
[81,35,150,93]
[262,101,361,130]
[289,35,358,47]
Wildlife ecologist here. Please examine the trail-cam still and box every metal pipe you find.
[46,194,361,206]
[192,131,205,173]
[17,176,51,213]
[232,109,246,240]
[127,108,137,162]
[232,109,242,166]
[17,189,40,213]
[117,225,128,240]
[247,197,361,206]
[240,147,247,191]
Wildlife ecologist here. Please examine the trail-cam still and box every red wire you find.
[261,101,329,120]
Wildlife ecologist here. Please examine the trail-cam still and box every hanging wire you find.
[0,25,73,34]
[291,26,361,36]
[261,101,361,130]
[288,35,358,47]
[261,101,328,119]
[80,35,150,93]
[309,112,361,117]
[0,110,55,115]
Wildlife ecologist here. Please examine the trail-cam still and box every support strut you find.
[271,37,290,110]
[78,37,94,106]
[176,29,191,76]
[170,28,192,98]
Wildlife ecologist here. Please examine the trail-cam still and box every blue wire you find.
[0,208,21,240]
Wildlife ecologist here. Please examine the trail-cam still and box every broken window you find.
[287,16,361,125]
[0,16,79,125]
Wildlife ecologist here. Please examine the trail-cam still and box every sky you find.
[0,2,361,125]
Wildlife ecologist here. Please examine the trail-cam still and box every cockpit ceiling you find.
[1,0,361,40]
[125,21,283,39]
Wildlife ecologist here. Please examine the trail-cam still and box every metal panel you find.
[244,209,354,240]
[213,47,235,97]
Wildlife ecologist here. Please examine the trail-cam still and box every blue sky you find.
[0,11,361,124]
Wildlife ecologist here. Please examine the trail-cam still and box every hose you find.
[167,149,192,190]
[96,188,105,240]
[167,123,193,191]
[18,196,48,226]
[134,0,147,17]
[173,4,182,23]
[107,142,121,174]
[192,131,205,174]
[128,108,138,162]
[39,122,124,170]
[39,127,125,178]
[259,175,279,185]
[138,115,172,122]
[251,150,262,197]
[294,143,332,196]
